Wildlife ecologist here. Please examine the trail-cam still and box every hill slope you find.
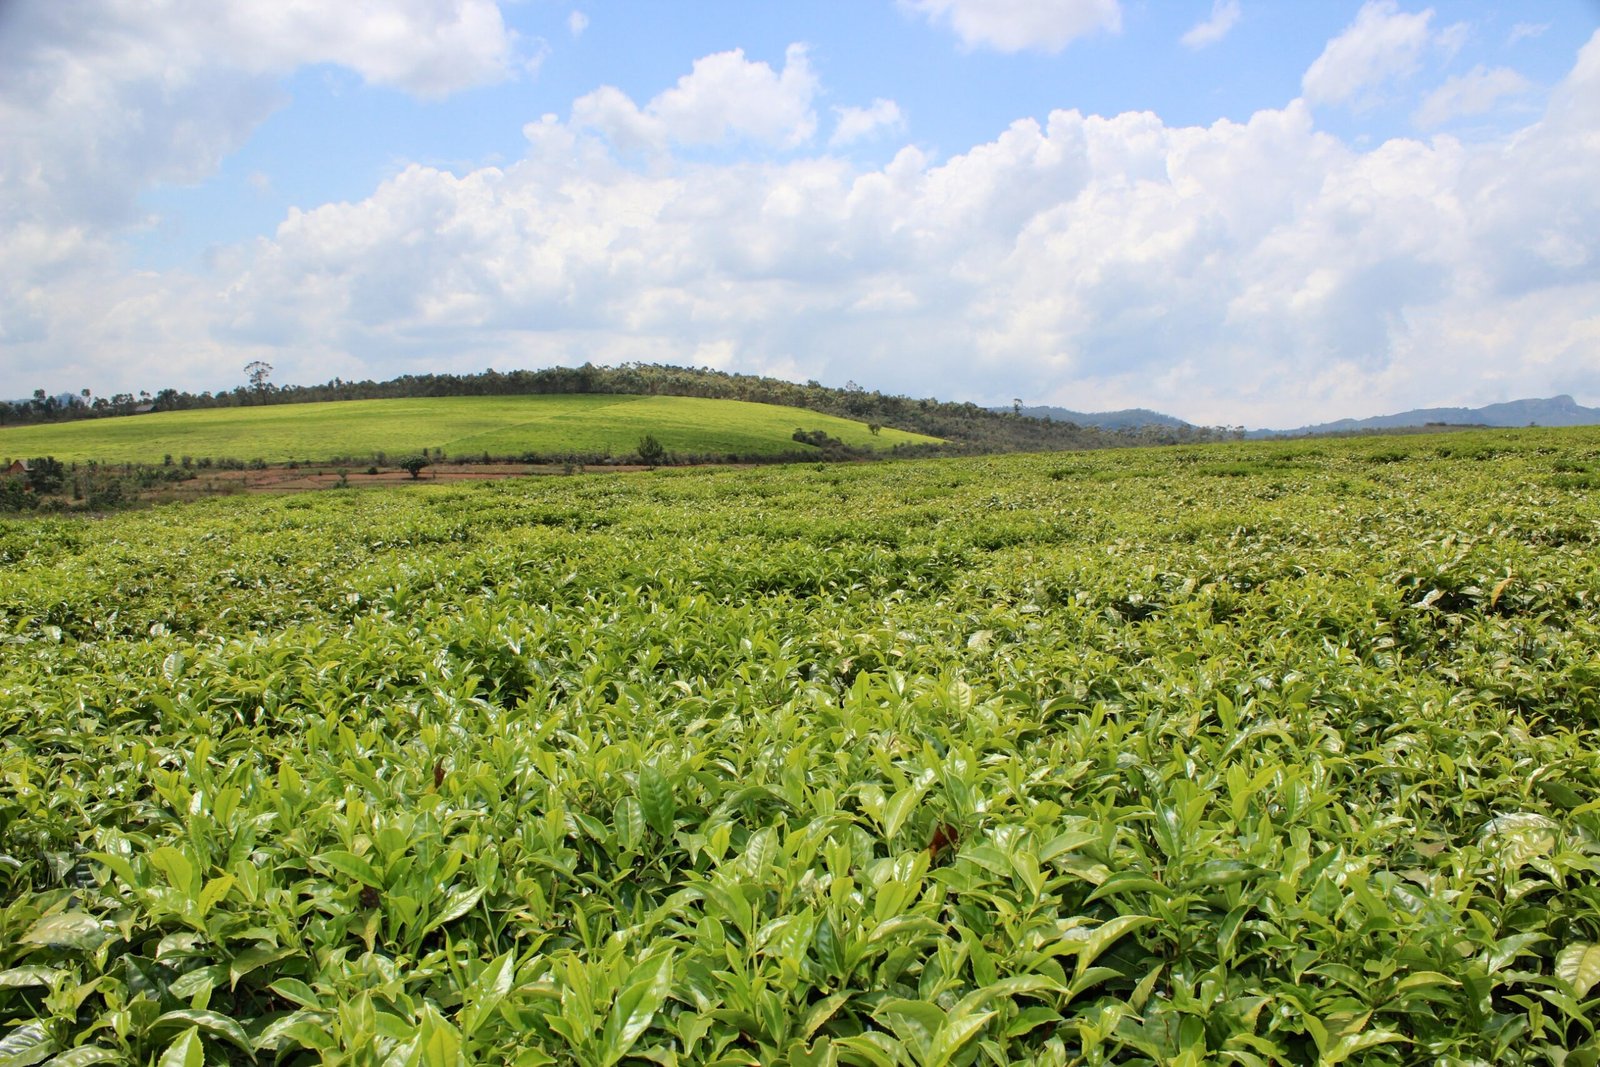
[0,394,937,465]
[4,363,1232,452]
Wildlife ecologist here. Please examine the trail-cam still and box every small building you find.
[6,459,29,476]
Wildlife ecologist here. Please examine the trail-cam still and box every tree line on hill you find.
[2,362,1235,451]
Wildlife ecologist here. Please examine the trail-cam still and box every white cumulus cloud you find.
[901,0,1121,54]
[572,44,818,151]
[1508,22,1548,46]
[3,16,1599,428]
[221,0,520,98]
[1302,0,1435,108]
[1414,65,1532,128]
[1181,0,1241,50]
[181,32,1600,425]
[0,0,521,231]
[0,0,526,394]
[831,99,906,147]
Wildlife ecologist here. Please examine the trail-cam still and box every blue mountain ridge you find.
[1003,396,1600,435]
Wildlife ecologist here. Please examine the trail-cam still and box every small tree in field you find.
[25,457,66,494]
[400,456,429,480]
[636,435,666,466]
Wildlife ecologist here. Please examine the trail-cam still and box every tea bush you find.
[1,428,1597,1064]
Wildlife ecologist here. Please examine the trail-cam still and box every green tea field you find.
[0,395,937,466]
[2,429,1598,1064]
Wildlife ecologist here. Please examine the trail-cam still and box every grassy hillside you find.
[0,394,937,464]
[3,363,1230,452]
[2,428,1598,1063]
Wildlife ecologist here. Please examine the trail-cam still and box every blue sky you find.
[2,1,1598,426]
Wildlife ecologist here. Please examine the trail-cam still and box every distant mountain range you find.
[1257,395,1600,436]
[1008,396,1600,436]
[1010,405,1194,430]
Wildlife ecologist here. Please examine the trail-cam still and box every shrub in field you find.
[0,476,31,511]
[23,457,65,494]
[636,434,667,466]
[793,428,845,449]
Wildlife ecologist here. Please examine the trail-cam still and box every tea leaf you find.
[21,913,110,951]
[638,765,676,839]
[0,968,59,990]
[599,953,672,1065]
[0,1025,55,1067]
[151,1010,252,1054]
[156,1029,201,1067]
[40,1049,121,1067]
[317,850,381,888]
[1558,943,1600,999]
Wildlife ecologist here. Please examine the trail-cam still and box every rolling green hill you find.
[0,394,937,465]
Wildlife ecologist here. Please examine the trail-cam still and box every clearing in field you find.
[0,393,938,465]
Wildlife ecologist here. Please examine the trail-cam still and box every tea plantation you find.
[0,395,935,467]
[1,429,1598,1065]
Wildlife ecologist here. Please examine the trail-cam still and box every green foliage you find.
[793,428,849,450]
[0,457,193,514]
[635,435,666,466]
[23,458,65,494]
[0,427,1598,1063]
[0,477,29,512]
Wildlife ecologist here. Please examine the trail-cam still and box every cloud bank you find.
[1,1,1596,427]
